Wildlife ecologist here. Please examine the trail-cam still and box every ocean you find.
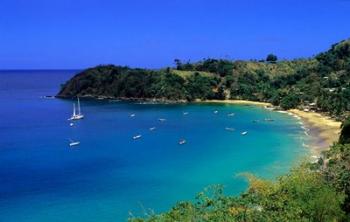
[0,70,307,221]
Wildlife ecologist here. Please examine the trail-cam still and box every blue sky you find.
[1,0,350,69]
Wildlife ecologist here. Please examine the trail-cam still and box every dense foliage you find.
[58,39,350,118]
[128,120,350,222]
[56,39,350,221]
[170,40,350,117]
[58,66,221,101]
[340,118,350,144]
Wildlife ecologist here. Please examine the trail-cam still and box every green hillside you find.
[57,39,350,118]
[57,39,350,221]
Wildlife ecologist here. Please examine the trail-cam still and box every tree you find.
[266,54,278,63]
[174,59,183,70]
[339,117,350,144]
[280,93,300,109]
[129,165,346,222]
[324,143,350,213]
[185,72,215,101]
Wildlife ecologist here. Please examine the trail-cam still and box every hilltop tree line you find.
[171,41,350,117]
[56,39,350,221]
[58,39,350,118]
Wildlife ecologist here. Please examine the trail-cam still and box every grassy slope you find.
[171,70,215,78]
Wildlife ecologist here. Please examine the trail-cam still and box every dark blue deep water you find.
[0,70,307,221]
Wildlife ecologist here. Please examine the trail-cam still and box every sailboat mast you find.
[77,97,81,115]
[73,103,76,116]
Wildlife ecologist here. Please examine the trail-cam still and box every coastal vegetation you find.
[56,39,350,221]
[58,39,350,119]
[128,119,350,221]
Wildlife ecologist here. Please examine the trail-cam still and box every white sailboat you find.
[69,139,80,147]
[133,134,142,140]
[225,127,235,131]
[68,97,84,120]
[179,139,186,145]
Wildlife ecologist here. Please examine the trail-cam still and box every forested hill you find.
[57,39,350,118]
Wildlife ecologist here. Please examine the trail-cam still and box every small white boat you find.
[68,97,84,120]
[69,123,74,127]
[227,113,235,117]
[225,127,235,131]
[241,131,248,135]
[149,127,156,131]
[183,112,189,115]
[179,139,186,145]
[158,118,166,122]
[42,95,55,99]
[69,140,80,147]
[133,135,142,140]
[213,110,218,114]
[130,113,136,117]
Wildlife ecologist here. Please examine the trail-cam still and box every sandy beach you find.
[288,109,341,154]
[201,99,342,155]
[200,99,271,106]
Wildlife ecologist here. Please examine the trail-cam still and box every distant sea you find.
[0,70,307,222]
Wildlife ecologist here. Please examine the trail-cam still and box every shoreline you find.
[199,99,271,106]
[60,96,342,155]
[200,99,342,155]
[288,109,341,155]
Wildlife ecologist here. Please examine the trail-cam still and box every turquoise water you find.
[0,70,307,221]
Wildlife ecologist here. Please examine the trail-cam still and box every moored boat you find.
[225,127,235,131]
[133,134,142,140]
[179,139,186,145]
[68,97,84,120]
[69,140,80,147]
